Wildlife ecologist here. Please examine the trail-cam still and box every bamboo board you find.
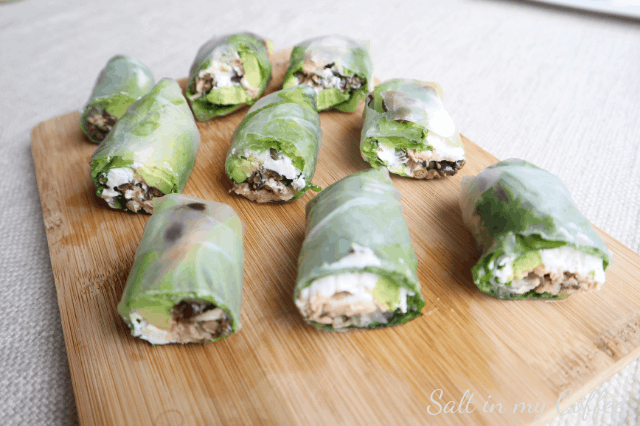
[32,49,640,426]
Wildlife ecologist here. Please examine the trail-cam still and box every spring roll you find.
[80,55,154,143]
[295,167,424,330]
[118,194,244,344]
[225,86,322,203]
[282,35,372,112]
[459,159,612,299]
[186,32,273,121]
[90,78,200,214]
[361,79,465,179]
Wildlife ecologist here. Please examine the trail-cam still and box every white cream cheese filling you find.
[376,132,465,175]
[100,162,145,207]
[296,246,415,328]
[245,149,306,191]
[198,54,243,89]
[493,245,606,295]
[129,311,173,345]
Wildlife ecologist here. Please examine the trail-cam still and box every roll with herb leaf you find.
[459,159,612,299]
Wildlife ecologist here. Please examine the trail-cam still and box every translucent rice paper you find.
[282,35,373,112]
[296,167,424,330]
[361,78,462,158]
[459,158,612,299]
[225,86,322,200]
[186,32,273,121]
[80,55,154,143]
[90,78,200,209]
[118,194,244,343]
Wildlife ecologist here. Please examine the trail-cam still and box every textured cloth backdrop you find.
[1,0,639,424]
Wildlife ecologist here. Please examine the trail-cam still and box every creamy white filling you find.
[129,312,173,345]
[376,133,465,173]
[100,162,145,207]
[494,245,606,285]
[198,55,242,89]
[377,143,405,169]
[299,272,381,304]
[296,68,342,94]
[296,246,414,326]
[292,176,306,191]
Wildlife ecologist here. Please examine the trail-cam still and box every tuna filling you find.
[229,149,304,203]
[130,300,233,345]
[85,108,117,142]
[295,62,365,95]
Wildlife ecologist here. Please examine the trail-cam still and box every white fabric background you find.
[1,0,639,424]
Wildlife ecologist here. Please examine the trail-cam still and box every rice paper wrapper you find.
[296,167,424,330]
[80,55,154,143]
[117,194,244,342]
[282,35,373,112]
[90,78,200,208]
[186,32,273,121]
[361,78,464,172]
[225,85,322,200]
[459,158,612,299]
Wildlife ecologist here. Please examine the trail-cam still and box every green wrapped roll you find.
[80,55,154,143]
[118,194,244,344]
[361,79,465,179]
[459,159,612,300]
[282,35,372,112]
[225,86,322,203]
[295,167,424,330]
[90,78,200,214]
[186,32,273,121]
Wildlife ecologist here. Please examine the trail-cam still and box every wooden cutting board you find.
[32,49,640,426]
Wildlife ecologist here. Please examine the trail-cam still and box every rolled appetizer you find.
[186,32,273,121]
[459,159,612,299]
[295,167,424,330]
[90,78,200,214]
[80,55,154,143]
[225,86,322,203]
[361,79,465,179]
[118,194,244,344]
[282,35,372,112]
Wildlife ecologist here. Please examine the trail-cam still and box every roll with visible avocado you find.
[225,86,322,203]
[459,159,612,299]
[282,35,372,112]
[186,32,273,121]
[295,167,424,330]
[117,194,244,344]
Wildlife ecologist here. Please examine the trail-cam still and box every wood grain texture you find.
[32,49,640,426]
